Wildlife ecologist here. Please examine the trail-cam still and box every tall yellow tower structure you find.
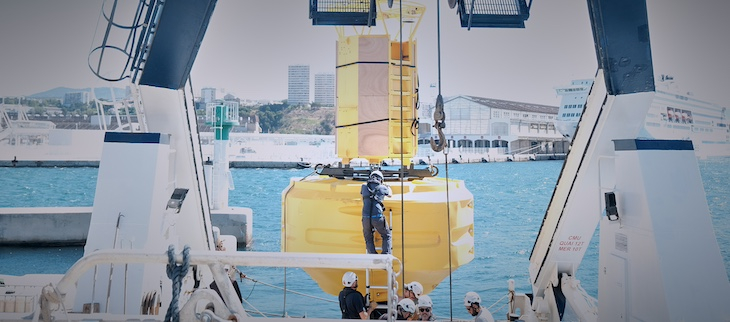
[335,2,422,166]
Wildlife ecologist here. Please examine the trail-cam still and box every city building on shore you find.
[314,73,335,107]
[288,65,310,106]
[63,92,90,107]
[201,87,216,104]
[417,95,570,159]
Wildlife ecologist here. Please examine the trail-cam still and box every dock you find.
[0,160,304,169]
[0,207,252,247]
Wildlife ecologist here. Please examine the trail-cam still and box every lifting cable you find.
[397,0,407,296]
[434,0,455,318]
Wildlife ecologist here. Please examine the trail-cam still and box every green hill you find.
[242,103,335,135]
[279,105,335,135]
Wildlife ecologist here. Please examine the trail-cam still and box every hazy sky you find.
[1,0,728,107]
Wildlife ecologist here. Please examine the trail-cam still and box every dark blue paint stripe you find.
[104,132,170,145]
[336,61,416,69]
[613,139,694,151]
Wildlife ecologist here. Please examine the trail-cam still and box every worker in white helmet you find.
[379,298,417,320]
[416,294,435,321]
[403,281,423,301]
[464,292,494,322]
[400,281,423,319]
[361,169,392,254]
[339,271,377,319]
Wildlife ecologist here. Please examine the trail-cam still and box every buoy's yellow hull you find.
[282,175,474,301]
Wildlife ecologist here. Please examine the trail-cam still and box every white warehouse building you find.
[417,95,570,159]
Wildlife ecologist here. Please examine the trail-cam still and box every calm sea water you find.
[1,158,729,319]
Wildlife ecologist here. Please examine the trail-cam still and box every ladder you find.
[388,41,417,162]
[366,209,397,316]
[365,267,398,317]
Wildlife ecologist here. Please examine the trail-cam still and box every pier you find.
[0,207,252,247]
[0,160,303,169]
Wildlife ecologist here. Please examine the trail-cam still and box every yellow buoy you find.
[282,174,474,301]
[284,1,473,301]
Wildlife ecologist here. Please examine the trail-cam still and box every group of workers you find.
[207,169,493,320]
[352,170,496,321]
[338,271,494,321]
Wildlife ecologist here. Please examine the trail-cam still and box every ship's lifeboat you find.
[282,175,474,301]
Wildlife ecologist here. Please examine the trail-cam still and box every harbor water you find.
[1,158,729,319]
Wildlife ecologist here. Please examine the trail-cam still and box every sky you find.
[0,0,728,107]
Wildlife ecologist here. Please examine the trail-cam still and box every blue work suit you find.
[361,179,392,254]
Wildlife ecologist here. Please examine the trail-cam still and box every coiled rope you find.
[165,244,190,322]
[39,283,70,322]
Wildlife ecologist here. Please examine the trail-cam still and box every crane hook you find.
[430,94,447,152]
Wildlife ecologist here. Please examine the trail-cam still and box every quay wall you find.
[0,160,100,167]
[0,160,303,169]
[0,207,91,246]
[0,207,252,246]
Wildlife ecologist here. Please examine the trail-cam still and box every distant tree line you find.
[2,96,101,117]
[238,101,335,134]
[255,102,289,133]
[10,95,335,133]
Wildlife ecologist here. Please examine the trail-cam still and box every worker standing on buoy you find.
[361,170,392,254]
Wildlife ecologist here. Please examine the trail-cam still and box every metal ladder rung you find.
[389,75,412,80]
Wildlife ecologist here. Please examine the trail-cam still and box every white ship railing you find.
[43,249,399,321]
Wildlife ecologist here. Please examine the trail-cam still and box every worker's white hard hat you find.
[464,291,481,306]
[417,294,433,308]
[370,170,384,180]
[405,281,424,297]
[342,271,358,287]
[398,298,417,313]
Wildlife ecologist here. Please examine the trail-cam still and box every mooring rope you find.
[444,149,454,319]
[164,244,190,322]
[240,295,269,318]
[241,275,337,303]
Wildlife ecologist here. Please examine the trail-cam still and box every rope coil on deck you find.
[40,283,70,322]
[165,244,191,322]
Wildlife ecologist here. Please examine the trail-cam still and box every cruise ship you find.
[555,76,730,157]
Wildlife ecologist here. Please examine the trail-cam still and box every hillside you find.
[279,105,335,135]
[239,103,336,135]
